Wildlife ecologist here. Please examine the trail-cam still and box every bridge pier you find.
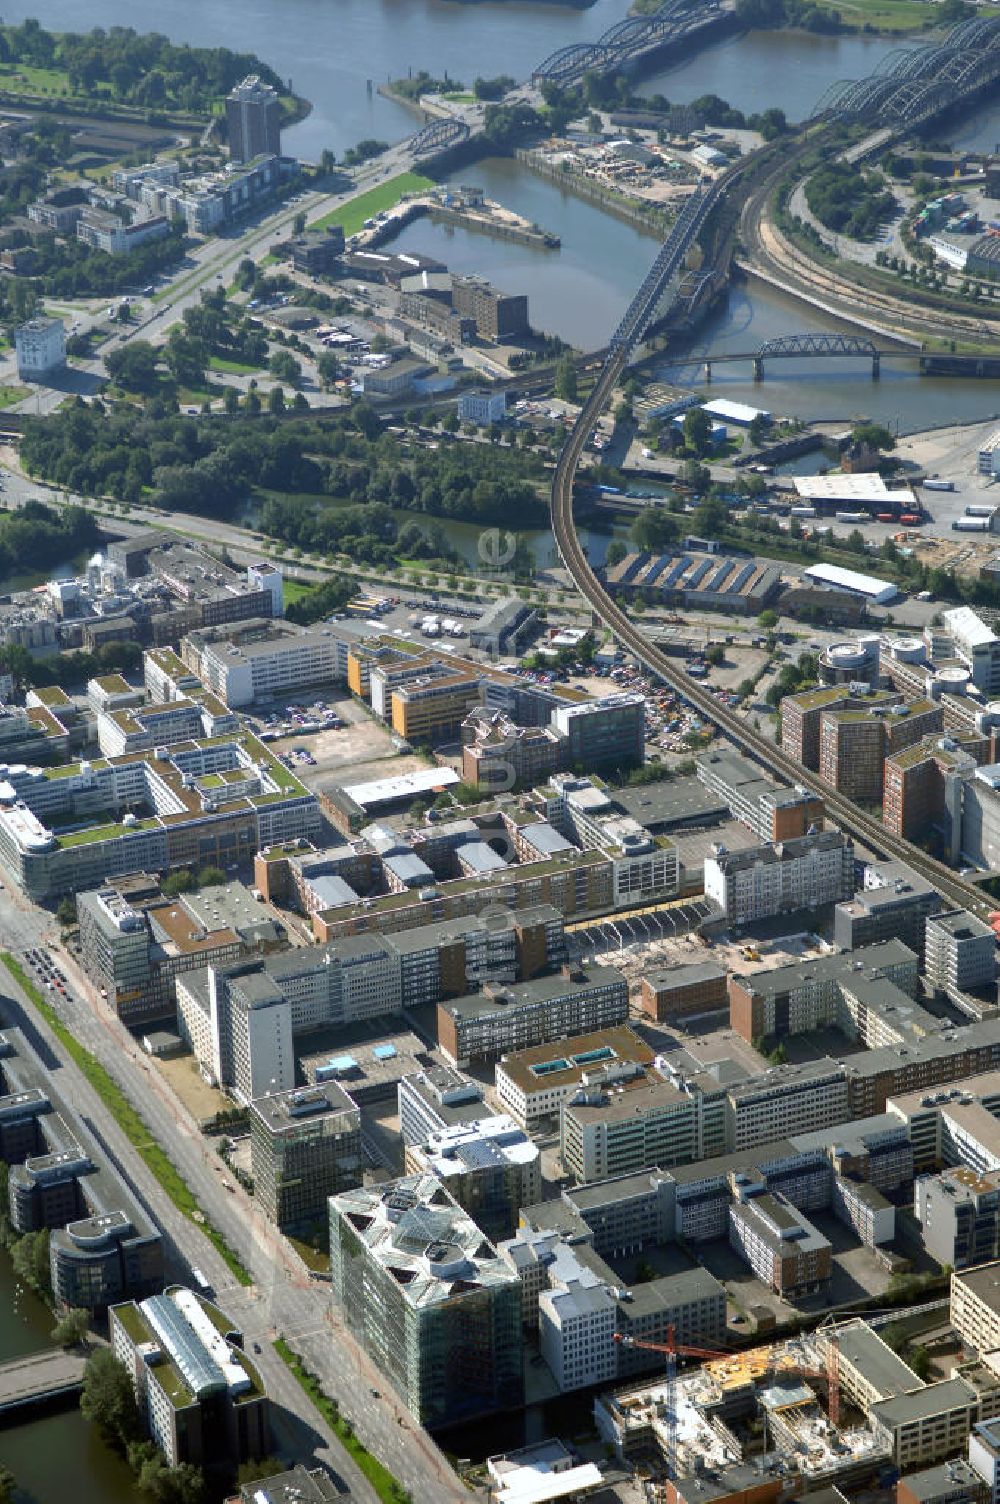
[703,361,711,382]
[872,352,880,380]
[752,357,763,381]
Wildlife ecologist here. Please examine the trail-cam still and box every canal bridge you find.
[532,0,721,89]
[0,1349,88,1419]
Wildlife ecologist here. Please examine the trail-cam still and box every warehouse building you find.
[605,550,781,614]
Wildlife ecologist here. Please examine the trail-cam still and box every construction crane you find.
[613,1329,841,1478]
[614,1327,735,1479]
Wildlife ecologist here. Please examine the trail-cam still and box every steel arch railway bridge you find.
[814,13,1000,123]
[701,332,894,379]
[547,182,994,920]
[410,118,469,157]
[532,0,719,88]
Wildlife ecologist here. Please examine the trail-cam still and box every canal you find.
[0,1250,135,1504]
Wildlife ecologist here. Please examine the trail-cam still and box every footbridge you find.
[548,163,994,921]
[0,1349,88,1418]
[532,0,721,88]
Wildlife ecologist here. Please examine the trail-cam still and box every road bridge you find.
[533,0,721,88]
[548,169,994,922]
[0,1349,87,1418]
[409,118,469,158]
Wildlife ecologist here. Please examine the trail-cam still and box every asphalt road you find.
[0,885,468,1504]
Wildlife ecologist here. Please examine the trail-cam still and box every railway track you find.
[550,304,993,922]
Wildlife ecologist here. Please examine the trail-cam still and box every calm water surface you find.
[2,0,909,155]
[0,1250,136,1504]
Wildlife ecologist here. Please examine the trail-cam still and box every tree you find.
[196,865,225,887]
[106,341,159,393]
[683,459,711,495]
[268,385,286,414]
[851,421,895,452]
[56,894,77,926]
[80,1349,143,1450]
[269,350,302,387]
[605,539,629,569]
[52,1307,90,1346]
[293,211,307,235]
[223,385,240,416]
[161,869,195,897]
[758,608,778,630]
[0,1466,14,1504]
[682,406,713,457]
[317,349,340,389]
[554,355,578,403]
[706,644,724,667]
[165,330,208,390]
[12,1228,51,1299]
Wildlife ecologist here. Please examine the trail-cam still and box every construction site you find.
[595,1321,912,1501]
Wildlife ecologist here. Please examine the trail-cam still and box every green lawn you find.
[313,172,434,238]
[281,577,314,606]
[811,0,936,26]
[0,384,28,408]
[273,1339,411,1504]
[0,953,252,1286]
[208,354,261,375]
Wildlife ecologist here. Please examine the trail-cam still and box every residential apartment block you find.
[704,830,853,924]
[437,964,629,1066]
[728,1192,832,1299]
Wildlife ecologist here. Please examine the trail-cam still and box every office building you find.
[780,684,897,771]
[819,699,942,802]
[971,1418,1000,1504]
[458,389,506,424]
[495,1025,654,1130]
[15,316,65,381]
[728,940,920,1047]
[110,1286,268,1467]
[329,1176,523,1427]
[884,734,980,849]
[249,1083,362,1235]
[469,597,538,656]
[550,694,645,772]
[946,607,1000,696]
[78,877,265,1027]
[725,1060,851,1151]
[452,276,528,342]
[226,74,282,163]
[1,1024,163,1311]
[288,225,344,274]
[897,1461,988,1504]
[437,964,628,1067]
[818,636,882,687]
[76,208,169,256]
[183,619,345,708]
[915,1167,1000,1270]
[728,1192,832,1299]
[405,1114,541,1241]
[461,711,564,791]
[237,1466,341,1504]
[952,1263,1000,1355]
[696,747,825,842]
[640,955,728,1018]
[0,732,319,903]
[704,830,853,924]
[871,1381,982,1469]
[834,861,943,960]
[397,1067,491,1146]
[561,1078,717,1185]
[926,911,998,997]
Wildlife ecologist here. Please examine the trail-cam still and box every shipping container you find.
[966,505,996,517]
[922,479,955,491]
[953,517,991,531]
[835,511,868,522]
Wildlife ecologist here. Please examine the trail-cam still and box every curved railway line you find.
[550,198,994,922]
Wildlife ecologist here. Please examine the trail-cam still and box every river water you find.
[0,1250,136,1504]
